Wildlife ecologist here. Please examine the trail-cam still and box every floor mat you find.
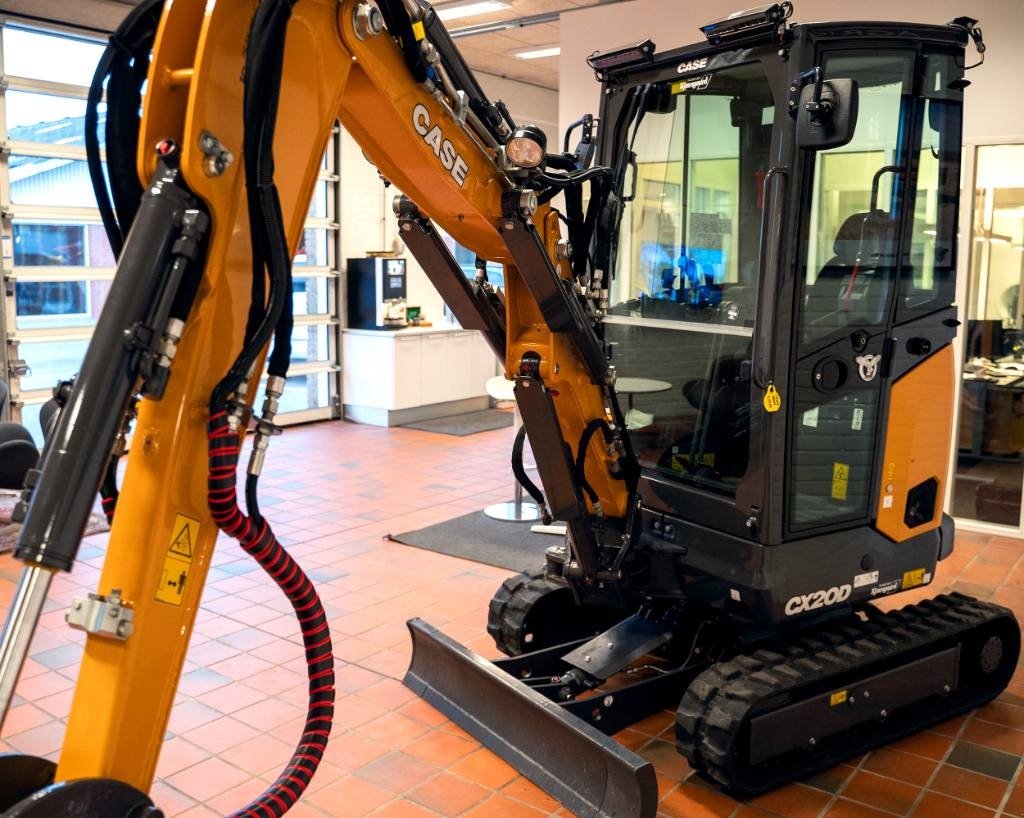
[390,509,557,572]
[401,409,512,436]
[0,491,109,555]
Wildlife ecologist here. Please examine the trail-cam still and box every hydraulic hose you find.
[512,425,551,523]
[207,414,333,818]
[575,419,615,510]
[83,0,164,521]
[204,2,335,815]
[211,0,296,407]
[85,0,163,256]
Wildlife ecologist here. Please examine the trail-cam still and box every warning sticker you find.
[831,462,850,501]
[156,513,200,606]
[802,407,819,428]
[902,567,926,590]
[830,690,848,707]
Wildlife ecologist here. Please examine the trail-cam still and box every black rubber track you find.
[676,593,1020,797]
[487,569,624,656]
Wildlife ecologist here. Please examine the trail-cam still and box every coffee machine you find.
[347,257,408,329]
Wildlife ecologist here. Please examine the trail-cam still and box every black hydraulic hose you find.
[85,46,121,257]
[208,415,333,818]
[99,460,119,525]
[203,3,335,816]
[85,0,163,257]
[512,425,551,523]
[245,473,262,527]
[536,166,613,188]
[211,0,295,406]
[83,0,163,522]
[575,418,615,506]
[377,0,428,83]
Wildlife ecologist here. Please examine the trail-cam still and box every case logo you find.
[676,56,709,74]
[855,354,882,382]
[412,104,469,187]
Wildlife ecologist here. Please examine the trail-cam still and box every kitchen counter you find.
[342,326,498,426]
[342,324,466,337]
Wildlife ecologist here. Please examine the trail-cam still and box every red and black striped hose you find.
[207,409,335,817]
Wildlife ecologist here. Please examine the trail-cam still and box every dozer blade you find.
[403,618,658,818]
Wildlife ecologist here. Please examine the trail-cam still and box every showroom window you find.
[952,143,1024,532]
[0,22,342,440]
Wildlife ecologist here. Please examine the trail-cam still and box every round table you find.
[484,376,540,523]
[615,377,672,429]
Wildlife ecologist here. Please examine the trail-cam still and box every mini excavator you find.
[0,1,1014,817]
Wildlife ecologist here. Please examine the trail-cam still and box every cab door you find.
[786,45,964,539]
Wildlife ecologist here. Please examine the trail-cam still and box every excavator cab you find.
[590,4,970,624]
[409,6,1019,815]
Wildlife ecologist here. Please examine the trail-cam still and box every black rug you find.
[401,409,512,436]
[390,510,559,572]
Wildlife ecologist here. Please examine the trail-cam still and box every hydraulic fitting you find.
[247,375,285,477]
[227,376,252,433]
[142,317,185,399]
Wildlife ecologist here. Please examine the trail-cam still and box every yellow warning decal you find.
[830,690,848,707]
[831,462,849,501]
[156,513,200,606]
[412,20,426,40]
[763,383,781,413]
[902,568,926,590]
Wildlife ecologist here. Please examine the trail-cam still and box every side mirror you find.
[796,77,859,150]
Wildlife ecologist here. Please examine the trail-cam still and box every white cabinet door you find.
[471,333,500,388]
[393,334,423,409]
[419,333,450,406]
[447,331,478,399]
[343,333,396,408]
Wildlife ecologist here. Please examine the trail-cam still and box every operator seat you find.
[659,353,751,482]
[803,210,896,341]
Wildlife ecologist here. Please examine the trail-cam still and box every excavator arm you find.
[0,0,635,814]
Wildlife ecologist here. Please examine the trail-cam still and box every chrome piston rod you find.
[0,565,54,732]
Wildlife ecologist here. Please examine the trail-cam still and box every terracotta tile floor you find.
[4,418,1024,817]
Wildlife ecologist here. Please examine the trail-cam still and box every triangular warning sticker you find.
[169,522,193,558]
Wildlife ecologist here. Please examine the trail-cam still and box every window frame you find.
[0,19,344,430]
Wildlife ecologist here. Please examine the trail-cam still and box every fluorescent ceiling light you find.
[436,0,510,21]
[515,45,560,60]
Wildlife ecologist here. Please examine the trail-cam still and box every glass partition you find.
[953,144,1024,528]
